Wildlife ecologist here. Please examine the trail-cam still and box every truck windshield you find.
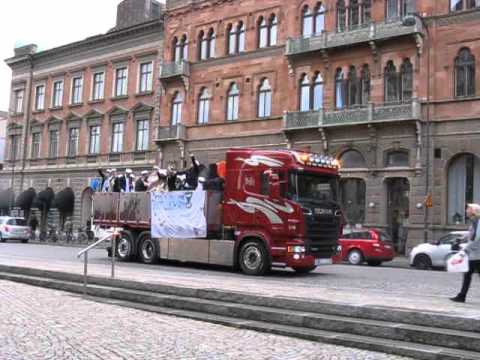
[287,172,338,203]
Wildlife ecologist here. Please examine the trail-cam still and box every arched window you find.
[198,88,210,124]
[360,64,370,105]
[299,75,311,112]
[227,83,240,121]
[174,35,188,62]
[173,37,180,62]
[448,154,480,224]
[455,48,475,97]
[258,17,269,48]
[347,66,358,107]
[384,61,399,103]
[228,24,236,55]
[238,22,246,52]
[400,59,413,101]
[269,15,278,46]
[314,3,326,34]
[258,79,272,118]
[385,150,409,167]
[335,68,346,109]
[199,31,208,60]
[362,0,372,24]
[313,73,324,111]
[337,0,346,32]
[349,0,360,29]
[208,29,216,58]
[171,92,183,125]
[302,6,313,37]
[339,149,367,168]
[340,178,366,225]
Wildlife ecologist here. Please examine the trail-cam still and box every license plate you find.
[315,258,332,266]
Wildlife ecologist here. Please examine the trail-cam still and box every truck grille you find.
[305,214,340,258]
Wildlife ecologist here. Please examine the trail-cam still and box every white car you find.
[0,216,31,243]
[409,231,469,270]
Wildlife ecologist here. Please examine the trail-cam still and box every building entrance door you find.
[386,178,410,254]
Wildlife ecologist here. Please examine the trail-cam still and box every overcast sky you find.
[0,0,122,112]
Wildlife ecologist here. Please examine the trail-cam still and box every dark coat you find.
[135,178,148,192]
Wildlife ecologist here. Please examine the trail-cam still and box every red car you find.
[333,228,395,266]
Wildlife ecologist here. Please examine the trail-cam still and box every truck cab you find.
[224,149,342,274]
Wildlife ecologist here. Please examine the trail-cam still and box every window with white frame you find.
[227,83,240,121]
[31,132,41,159]
[48,130,59,158]
[139,62,153,93]
[35,85,45,111]
[89,126,101,154]
[67,128,79,157]
[136,119,149,151]
[171,92,183,125]
[198,88,210,124]
[92,72,105,100]
[257,79,272,118]
[111,122,124,153]
[52,81,63,108]
[71,77,83,105]
[14,89,24,114]
[115,67,128,97]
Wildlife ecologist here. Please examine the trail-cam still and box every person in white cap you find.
[135,170,149,192]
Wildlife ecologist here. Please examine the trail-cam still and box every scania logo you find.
[314,208,333,215]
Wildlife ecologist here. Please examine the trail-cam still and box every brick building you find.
[157,0,480,252]
[2,0,163,228]
[0,111,7,167]
[3,0,480,252]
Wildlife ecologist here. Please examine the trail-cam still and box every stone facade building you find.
[2,0,163,228]
[0,111,7,167]
[3,0,480,252]
[157,0,480,252]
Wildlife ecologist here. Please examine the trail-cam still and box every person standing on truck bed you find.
[135,170,149,192]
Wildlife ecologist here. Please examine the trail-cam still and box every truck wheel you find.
[116,230,135,262]
[348,249,363,265]
[293,266,317,274]
[138,232,158,264]
[239,240,270,276]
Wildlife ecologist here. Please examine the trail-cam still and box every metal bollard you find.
[111,230,116,279]
[83,252,88,295]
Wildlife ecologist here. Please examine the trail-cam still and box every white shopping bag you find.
[447,252,469,273]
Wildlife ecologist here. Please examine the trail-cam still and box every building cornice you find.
[5,19,163,68]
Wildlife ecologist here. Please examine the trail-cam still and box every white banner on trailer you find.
[151,190,207,239]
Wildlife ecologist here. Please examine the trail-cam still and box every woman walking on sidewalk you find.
[451,203,480,303]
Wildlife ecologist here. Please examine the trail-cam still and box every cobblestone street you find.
[0,280,412,360]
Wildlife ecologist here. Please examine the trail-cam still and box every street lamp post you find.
[402,13,431,243]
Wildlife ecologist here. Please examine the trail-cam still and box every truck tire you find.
[138,231,158,264]
[239,240,270,276]
[116,230,135,262]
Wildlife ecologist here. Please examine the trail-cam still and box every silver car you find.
[0,216,31,243]
[409,231,469,270]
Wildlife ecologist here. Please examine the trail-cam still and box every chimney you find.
[115,0,162,30]
[14,44,37,57]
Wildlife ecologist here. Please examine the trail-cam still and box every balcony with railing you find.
[159,60,190,80]
[156,124,186,142]
[286,19,424,57]
[283,100,421,131]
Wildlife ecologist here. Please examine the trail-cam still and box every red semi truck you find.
[93,148,343,275]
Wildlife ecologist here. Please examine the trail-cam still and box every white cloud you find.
[0,0,121,111]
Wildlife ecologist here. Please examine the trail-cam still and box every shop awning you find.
[52,187,75,213]
[0,189,15,210]
[15,188,36,210]
[33,187,55,210]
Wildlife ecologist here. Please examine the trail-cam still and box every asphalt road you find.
[0,242,478,301]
